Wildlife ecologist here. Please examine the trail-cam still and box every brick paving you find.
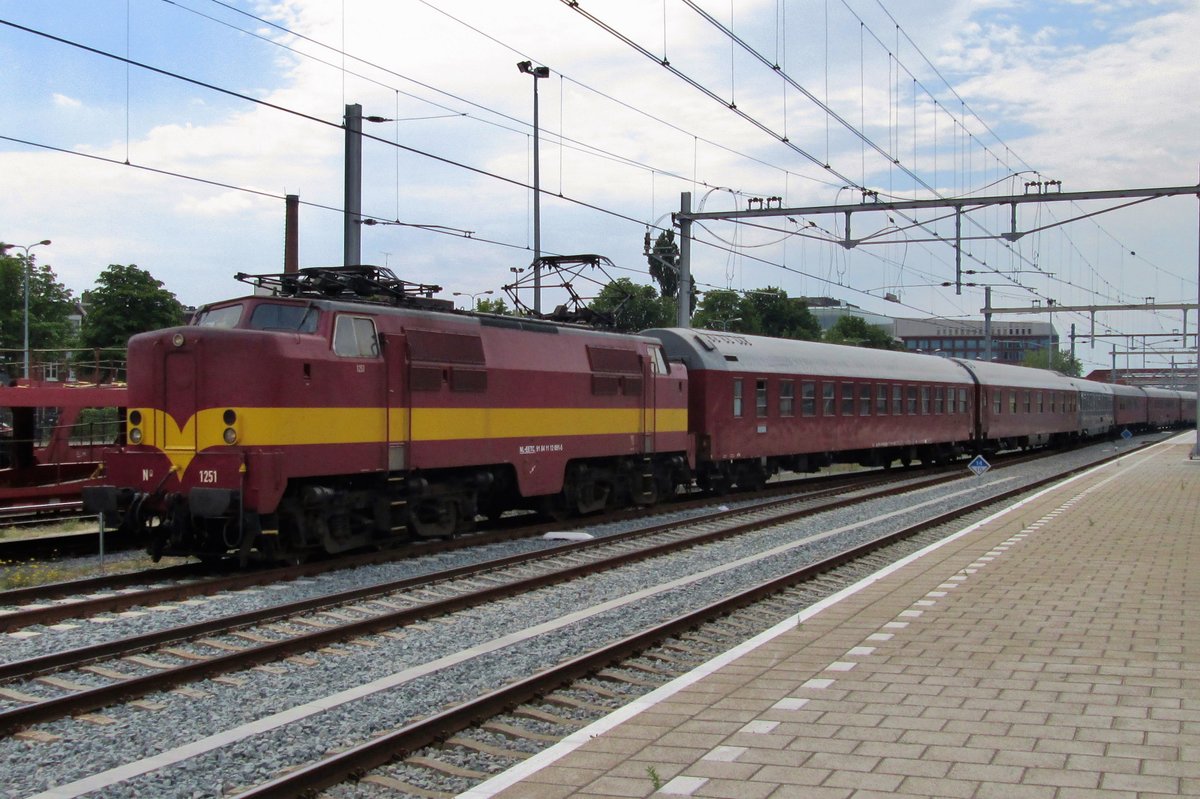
[467,435,1200,798]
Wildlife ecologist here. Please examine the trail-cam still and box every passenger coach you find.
[643,328,976,489]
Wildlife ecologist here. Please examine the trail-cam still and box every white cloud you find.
[52,92,81,108]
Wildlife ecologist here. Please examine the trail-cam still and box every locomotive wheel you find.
[409,498,458,538]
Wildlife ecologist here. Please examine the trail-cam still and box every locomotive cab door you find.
[382,332,410,472]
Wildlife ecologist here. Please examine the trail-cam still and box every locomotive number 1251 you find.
[199,469,219,484]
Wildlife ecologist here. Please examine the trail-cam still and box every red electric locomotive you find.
[85,267,691,563]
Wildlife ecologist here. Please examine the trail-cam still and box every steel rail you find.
[0,464,986,734]
[233,445,1141,799]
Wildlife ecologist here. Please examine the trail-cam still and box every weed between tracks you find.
[0,520,173,589]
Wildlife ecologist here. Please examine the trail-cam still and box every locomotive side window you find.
[194,304,243,328]
[876,384,888,415]
[333,315,379,358]
[802,382,816,416]
[841,383,855,416]
[732,378,743,418]
[756,379,768,417]
[649,346,668,375]
[779,380,795,417]
[822,383,836,416]
[859,385,871,416]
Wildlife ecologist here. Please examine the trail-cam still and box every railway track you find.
[0,462,963,628]
[0,465,973,732]
[236,442,1148,799]
[0,439,1155,798]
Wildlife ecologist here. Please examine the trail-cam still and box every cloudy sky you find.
[1,0,1197,374]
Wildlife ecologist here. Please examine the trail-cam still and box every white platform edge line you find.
[458,438,1175,799]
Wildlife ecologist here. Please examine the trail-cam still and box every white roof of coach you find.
[642,328,972,382]
[951,358,1080,393]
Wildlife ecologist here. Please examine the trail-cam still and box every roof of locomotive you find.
[196,293,659,346]
[641,328,972,382]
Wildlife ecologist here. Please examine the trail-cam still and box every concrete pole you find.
[677,192,693,329]
[344,103,362,268]
[532,77,542,314]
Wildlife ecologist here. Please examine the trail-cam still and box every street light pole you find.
[2,239,52,380]
[452,290,494,311]
[517,61,549,315]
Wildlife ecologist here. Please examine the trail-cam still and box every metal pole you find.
[678,192,693,329]
[983,286,992,361]
[344,103,362,267]
[1193,171,1200,457]
[22,256,30,379]
[532,76,542,315]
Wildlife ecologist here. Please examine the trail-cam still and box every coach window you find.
[732,378,744,418]
[779,380,795,417]
[801,381,816,416]
[333,315,379,358]
[841,382,855,415]
[823,383,836,415]
[906,386,918,414]
[892,385,903,415]
[860,384,872,416]
[756,379,769,417]
[876,384,888,415]
[958,388,968,414]
[1037,392,1044,413]
[1024,391,1032,414]
[1009,390,1018,414]
[934,386,944,414]
[921,386,931,414]
[993,390,1002,415]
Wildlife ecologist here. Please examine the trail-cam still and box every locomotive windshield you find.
[193,304,243,328]
[249,303,319,333]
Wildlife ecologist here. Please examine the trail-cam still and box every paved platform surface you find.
[465,434,1200,799]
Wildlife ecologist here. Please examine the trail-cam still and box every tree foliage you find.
[647,230,680,299]
[474,297,511,315]
[823,315,902,350]
[0,248,76,376]
[588,278,673,332]
[1021,347,1082,376]
[691,287,821,340]
[80,264,184,350]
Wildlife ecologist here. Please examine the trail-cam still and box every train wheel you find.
[409,498,458,538]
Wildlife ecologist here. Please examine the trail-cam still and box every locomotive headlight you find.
[172,333,185,347]
[129,427,143,444]
[223,427,238,445]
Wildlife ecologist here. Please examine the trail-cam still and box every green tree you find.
[588,278,673,333]
[647,230,681,298]
[740,287,822,340]
[1021,347,1082,376]
[81,265,184,352]
[823,315,901,350]
[691,290,744,331]
[474,297,511,315]
[0,247,76,377]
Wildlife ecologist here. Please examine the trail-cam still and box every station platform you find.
[465,433,1200,799]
